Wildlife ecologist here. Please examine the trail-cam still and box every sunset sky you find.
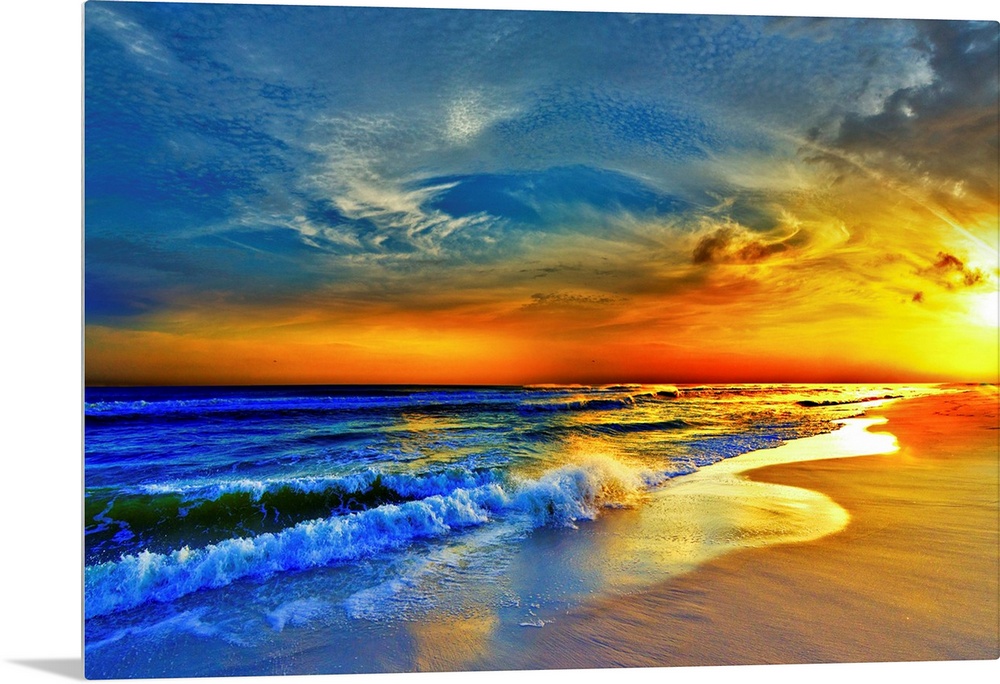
[84,1,999,385]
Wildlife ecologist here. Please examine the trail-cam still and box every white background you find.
[1,1,997,683]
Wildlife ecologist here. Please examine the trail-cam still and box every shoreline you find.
[481,386,999,669]
[75,386,999,679]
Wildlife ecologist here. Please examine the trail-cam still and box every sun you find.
[971,289,1000,328]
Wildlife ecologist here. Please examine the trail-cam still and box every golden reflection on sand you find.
[565,417,901,592]
[406,416,903,666]
[713,417,899,475]
[409,612,499,671]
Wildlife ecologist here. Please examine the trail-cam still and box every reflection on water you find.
[408,417,900,668]
[538,417,898,594]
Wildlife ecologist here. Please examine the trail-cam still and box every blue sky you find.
[82,1,999,384]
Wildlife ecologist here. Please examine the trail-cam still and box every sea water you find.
[83,383,935,678]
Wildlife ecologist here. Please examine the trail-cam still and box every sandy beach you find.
[485,387,999,669]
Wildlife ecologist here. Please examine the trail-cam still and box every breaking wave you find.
[85,455,664,618]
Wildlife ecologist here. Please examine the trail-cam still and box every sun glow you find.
[971,290,1000,328]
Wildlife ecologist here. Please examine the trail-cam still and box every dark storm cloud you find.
[822,21,999,205]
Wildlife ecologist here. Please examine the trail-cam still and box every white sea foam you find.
[85,488,496,618]
[266,598,329,632]
[344,577,422,620]
[86,456,662,618]
[508,455,656,527]
[132,468,499,503]
[85,609,231,652]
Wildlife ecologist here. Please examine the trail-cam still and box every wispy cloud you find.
[84,4,999,383]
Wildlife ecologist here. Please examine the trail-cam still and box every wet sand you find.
[503,387,999,668]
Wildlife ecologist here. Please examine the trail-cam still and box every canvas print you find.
[84,1,999,679]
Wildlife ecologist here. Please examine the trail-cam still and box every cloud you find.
[444,89,521,145]
[521,292,628,310]
[930,251,987,288]
[418,166,688,229]
[934,252,964,270]
[85,3,175,72]
[815,21,999,212]
[692,224,790,265]
[907,250,993,308]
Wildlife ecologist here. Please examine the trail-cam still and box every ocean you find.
[83,383,936,678]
